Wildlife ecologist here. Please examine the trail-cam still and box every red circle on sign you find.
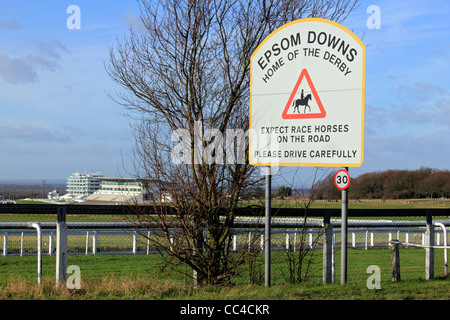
[334,169,350,190]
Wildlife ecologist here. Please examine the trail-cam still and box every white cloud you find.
[365,82,450,136]
[391,83,450,126]
[121,5,145,31]
[364,131,449,172]
[395,82,447,101]
[0,53,39,83]
[0,40,68,84]
[0,125,72,143]
[0,19,20,29]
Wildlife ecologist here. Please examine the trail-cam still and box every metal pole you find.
[3,232,7,256]
[265,166,272,287]
[92,231,97,255]
[341,167,348,284]
[28,223,42,287]
[56,207,68,288]
[133,231,138,255]
[323,211,333,283]
[425,211,434,280]
[434,222,448,275]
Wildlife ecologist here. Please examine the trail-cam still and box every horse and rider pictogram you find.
[282,68,326,119]
[292,89,312,114]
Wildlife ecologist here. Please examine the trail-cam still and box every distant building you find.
[48,189,60,201]
[86,178,146,203]
[0,194,16,204]
[86,178,172,204]
[63,172,103,202]
[63,172,172,204]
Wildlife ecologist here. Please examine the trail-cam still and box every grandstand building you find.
[85,178,148,203]
[63,172,171,204]
[63,172,103,202]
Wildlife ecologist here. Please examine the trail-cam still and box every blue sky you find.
[0,0,449,184]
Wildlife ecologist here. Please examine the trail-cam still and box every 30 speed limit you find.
[334,169,350,190]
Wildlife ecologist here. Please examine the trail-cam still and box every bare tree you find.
[107,0,359,285]
[274,167,332,283]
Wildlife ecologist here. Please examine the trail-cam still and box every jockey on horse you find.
[292,90,311,113]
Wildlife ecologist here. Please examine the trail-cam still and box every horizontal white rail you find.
[391,241,450,250]
[1,226,447,256]
[1,220,449,230]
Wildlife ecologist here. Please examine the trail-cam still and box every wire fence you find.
[0,205,448,287]
[4,225,442,256]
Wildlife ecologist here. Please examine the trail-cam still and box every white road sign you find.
[249,18,365,167]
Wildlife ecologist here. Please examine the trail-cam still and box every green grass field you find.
[0,199,448,300]
[15,197,450,209]
[260,198,449,209]
[0,247,448,300]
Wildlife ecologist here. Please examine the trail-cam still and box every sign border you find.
[249,18,366,168]
[334,169,351,190]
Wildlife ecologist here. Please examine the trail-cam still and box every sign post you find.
[264,167,271,287]
[249,18,365,286]
[341,177,348,284]
[335,167,350,283]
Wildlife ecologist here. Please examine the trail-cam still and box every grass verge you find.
[0,251,448,300]
[0,274,448,300]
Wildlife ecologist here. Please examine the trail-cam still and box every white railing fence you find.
[0,217,449,286]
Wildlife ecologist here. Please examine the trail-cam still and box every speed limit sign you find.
[334,169,350,190]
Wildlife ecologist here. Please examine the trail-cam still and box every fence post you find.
[133,231,138,254]
[285,233,290,251]
[391,240,400,282]
[323,211,333,284]
[425,211,434,280]
[147,231,151,255]
[92,231,97,255]
[294,230,297,252]
[28,223,42,287]
[260,234,264,252]
[49,232,54,256]
[434,222,448,276]
[85,231,89,255]
[56,207,68,288]
[365,231,368,250]
[3,232,7,256]
[20,232,24,256]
